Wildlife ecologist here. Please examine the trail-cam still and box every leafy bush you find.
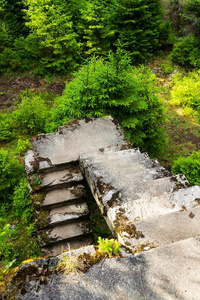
[0,149,24,202]
[171,35,200,68]
[46,53,166,156]
[15,139,33,155]
[12,178,36,236]
[97,237,121,257]
[0,222,16,263]
[172,151,200,185]
[0,113,14,141]
[15,93,49,134]
[170,71,200,121]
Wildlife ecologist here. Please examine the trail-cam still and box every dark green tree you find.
[109,0,163,62]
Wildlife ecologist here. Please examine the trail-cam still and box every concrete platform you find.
[25,117,129,173]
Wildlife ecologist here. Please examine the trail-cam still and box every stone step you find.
[40,185,87,209]
[118,206,200,250]
[41,236,94,256]
[38,220,92,247]
[30,166,83,192]
[35,202,89,229]
[107,185,200,232]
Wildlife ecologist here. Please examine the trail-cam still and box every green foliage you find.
[47,53,166,156]
[0,149,24,202]
[97,237,121,257]
[0,221,16,263]
[0,113,14,141]
[78,0,114,56]
[14,93,49,134]
[171,35,200,68]
[24,0,80,73]
[15,139,33,155]
[172,151,200,185]
[109,0,163,62]
[170,71,200,121]
[12,178,30,219]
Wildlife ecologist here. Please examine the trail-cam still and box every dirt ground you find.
[0,75,66,110]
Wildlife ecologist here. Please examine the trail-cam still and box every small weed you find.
[57,254,79,275]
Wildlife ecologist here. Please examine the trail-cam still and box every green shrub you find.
[12,178,31,219]
[15,94,49,134]
[171,35,200,68]
[0,222,16,263]
[0,149,24,202]
[15,139,33,155]
[46,53,166,156]
[12,178,36,236]
[0,113,14,141]
[172,151,200,185]
[97,237,121,257]
[170,71,200,121]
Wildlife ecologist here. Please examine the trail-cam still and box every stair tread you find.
[38,221,92,247]
[120,206,200,249]
[41,166,83,188]
[41,185,86,208]
[35,202,89,229]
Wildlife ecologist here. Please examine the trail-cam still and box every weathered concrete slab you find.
[119,206,200,249]
[26,117,129,173]
[38,221,92,247]
[17,237,200,300]
[41,185,86,209]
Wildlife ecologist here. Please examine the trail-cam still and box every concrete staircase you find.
[81,148,200,251]
[25,117,200,255]
[29,163,93,256]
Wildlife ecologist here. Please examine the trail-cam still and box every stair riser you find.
[33,180,84,193]
[40,233,94,255]
[37,161,79,175]
[40,233,93,248]
[36,214,89,230]
[41,197,86,210]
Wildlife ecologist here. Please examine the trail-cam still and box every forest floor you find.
[148,56,200,167]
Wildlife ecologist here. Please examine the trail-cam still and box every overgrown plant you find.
[97,237,122,258]
[170,71,200,121]
[172,151,200,185]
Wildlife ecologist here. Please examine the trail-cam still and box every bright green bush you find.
[46,53,166,156]
[97,237,121,257]
[15,94,49,134]
[0,149,24,202]
[170,71,200,121]
[172,151,200,185]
